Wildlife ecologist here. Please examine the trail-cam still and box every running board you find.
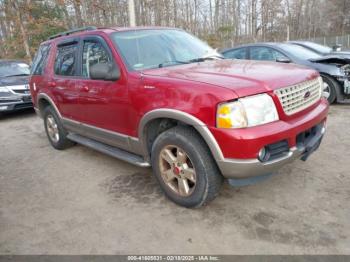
[67,133,150,167]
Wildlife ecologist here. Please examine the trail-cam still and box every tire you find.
[151,125,223,208]
[43,106,75,150]
[321,75,340,104]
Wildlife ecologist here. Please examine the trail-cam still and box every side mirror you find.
[332,44,342,52]
[89,62,120,81]
[276,57,291,63]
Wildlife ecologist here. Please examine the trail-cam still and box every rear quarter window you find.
[31,44,51,75]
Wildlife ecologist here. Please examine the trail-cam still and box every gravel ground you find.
[0,106,349,255]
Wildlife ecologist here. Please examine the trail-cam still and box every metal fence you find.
[299,35,350,49]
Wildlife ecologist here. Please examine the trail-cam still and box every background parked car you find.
[0,60,32,114]
[289,41,350,58]
[222,43,350,103]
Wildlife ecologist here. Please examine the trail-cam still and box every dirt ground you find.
[0,105,349,255]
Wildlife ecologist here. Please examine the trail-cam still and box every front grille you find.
[12,89,30,94]
[8,85,30,95]
[275,77,322,115]
[14,102,33,109]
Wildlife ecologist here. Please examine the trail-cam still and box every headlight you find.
[0,86,12,96]
[217,94,279,128]
[0,86,10,92]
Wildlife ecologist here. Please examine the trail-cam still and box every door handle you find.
[82,86,89,92]
[48,81,56,88]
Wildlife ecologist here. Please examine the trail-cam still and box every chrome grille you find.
[9,84,30,94]
[274,77,322,115]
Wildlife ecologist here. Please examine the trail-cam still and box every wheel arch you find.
[138,109,224,162]
[320,73,344,102]
[37,93,62,119]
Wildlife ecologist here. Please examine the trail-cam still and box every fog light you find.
[258,147,267,162]
[0,106,8,111]
[321,120,326,134]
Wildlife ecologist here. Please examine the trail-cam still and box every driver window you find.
[82,41,111,78]
[270,49,288,61]
[250,47,274,61]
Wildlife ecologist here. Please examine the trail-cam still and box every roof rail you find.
[48,26,97,40]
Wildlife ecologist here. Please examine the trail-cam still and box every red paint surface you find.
[30,28,329,160]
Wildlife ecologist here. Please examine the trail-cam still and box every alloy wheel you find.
[158,145,196,197]
[323,81,331,99]
[46,115,59,143]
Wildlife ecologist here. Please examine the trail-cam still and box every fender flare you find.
[138,109,224,161]
[37,93,62,118]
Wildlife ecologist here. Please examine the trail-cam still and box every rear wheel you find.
[151,126,223,208]
[321,75,340,104]
[43,106,75,150]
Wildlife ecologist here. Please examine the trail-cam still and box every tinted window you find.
[54,44,78,76]
[250,46,288,61]
[251,47,274,61]
[31,44,50,75]
[270,49,288,60]
[0,61,30,77]
[223,48,247,59]
[82,41,111,78]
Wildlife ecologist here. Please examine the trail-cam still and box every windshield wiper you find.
[188,54,224,63]
[2,73,29,77]
[158,60,189,68]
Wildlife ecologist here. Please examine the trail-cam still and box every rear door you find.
[51,39,81,120]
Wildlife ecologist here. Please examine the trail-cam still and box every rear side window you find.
[54,44,78,76]
[31,44,51,75]
[223,48,247,59]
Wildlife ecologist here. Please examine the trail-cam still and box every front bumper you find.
[214,99,328,178]
[217,146,304,179]
[0,99,33,112]
[217,130,324,179]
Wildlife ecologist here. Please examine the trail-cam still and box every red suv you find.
[30,27,329,207]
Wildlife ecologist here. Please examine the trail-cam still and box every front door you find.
[76,36,130,148]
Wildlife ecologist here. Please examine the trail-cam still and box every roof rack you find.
[48,26,97,40]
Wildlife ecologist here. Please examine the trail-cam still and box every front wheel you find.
[321,75,340,104]
[151,126,223,208]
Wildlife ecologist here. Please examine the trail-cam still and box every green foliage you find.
[218,26,234,34]
[202,34,221,49]
[0,0,67,60]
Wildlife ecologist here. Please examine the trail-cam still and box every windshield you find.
[0,62,30,77]
[280,44,322,60]
[111,29,219,70]
[303,42,332,54]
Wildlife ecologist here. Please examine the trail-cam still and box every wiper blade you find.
[188,54,224,63]
[188,57,214,63]
[3,74,29,77]
[158,60,189,68]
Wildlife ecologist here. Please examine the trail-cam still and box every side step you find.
[67,133,150,167]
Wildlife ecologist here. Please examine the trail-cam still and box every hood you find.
[310,55,350,65]
[331,51,350,57]
[142,59,318,97]
[0,75,29,86]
